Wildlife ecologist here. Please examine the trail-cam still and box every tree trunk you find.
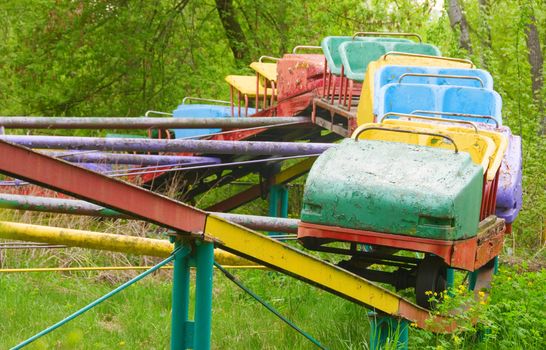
[215,0,249,63]
[447,0,473,53]
[525,14,545,133]
[478,0,492,67]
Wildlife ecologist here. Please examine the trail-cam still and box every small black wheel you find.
[415,254,448,309]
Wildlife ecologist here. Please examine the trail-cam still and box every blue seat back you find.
[171,104,255,139]
[373,66,494,116]
[376,84,503,125]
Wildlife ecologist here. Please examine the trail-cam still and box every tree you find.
[447,0,472,53]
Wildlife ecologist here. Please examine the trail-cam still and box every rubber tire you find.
[415,255,448,309]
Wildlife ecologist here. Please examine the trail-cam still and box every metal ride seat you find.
[249,56,279,110]
[171,97,246,139]
[320,34,414,101]
[371,67,493,118]
[300,137,483,241]
[375,83,503,125]
[356,53,474,125]
[396,111,523,226]
[381,115,508,220]
[225,75,275,117]
[338,42,441,111]
[298,123,506,307]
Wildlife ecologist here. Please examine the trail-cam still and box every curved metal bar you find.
[181,97,231,105]
[292,45,322,54]
[383,52,474,67]
[352,31,422,43]
[411,110,500,127]
[144,110,173,117]
[353,125,459,153]
[258,55,280,63]
[397,73,484,88]
[380,112,479,133]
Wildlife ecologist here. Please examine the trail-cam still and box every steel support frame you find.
[171,239,215,350]
[298,218,506,271]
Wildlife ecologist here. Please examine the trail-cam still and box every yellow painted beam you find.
[204,215,401,315]
[0,221,253,266]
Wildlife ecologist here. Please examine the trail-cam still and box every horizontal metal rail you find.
[0,135,334,155]
[0,116,311,129]
[0,194,300,233]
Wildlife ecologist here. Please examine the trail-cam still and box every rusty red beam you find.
[0,140,206,234]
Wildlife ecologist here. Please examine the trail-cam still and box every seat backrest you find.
[376,84,503,125]
[392,42,441,56]
[321,36,413,75]
[338,41,387,81]
[372,66,494,116]
[352,123,496,173]
[356,54,473,125]
[172,104,244,139]
[382,119,507,180]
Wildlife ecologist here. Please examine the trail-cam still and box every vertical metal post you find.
[193,241,214,350]
[447,268,455,296]
[171,241,192,350]
[268,184,289,236]
[369,315,408,350]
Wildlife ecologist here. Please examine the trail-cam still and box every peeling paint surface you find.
[301,139,483,240]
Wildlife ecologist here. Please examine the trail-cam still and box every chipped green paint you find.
[301,139,483,240]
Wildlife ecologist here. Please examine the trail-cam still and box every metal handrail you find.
[397,73,485,88]
[411,110,500,127]
[258,55,280,63]
[352,31,422,43]
[144,110,173,117]
[383,51,474,67]
[352,125,459,153]
[292,45,322,54]
[181,97,231,105]
[380,112,479,133]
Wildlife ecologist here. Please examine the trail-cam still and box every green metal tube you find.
[171,241,192,350]
[193,242,214,350]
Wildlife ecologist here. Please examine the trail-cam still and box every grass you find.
[0,263,544,349]
[0,267,372,349]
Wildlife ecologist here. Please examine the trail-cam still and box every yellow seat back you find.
[352,123,495,174]
[382,118,507,181]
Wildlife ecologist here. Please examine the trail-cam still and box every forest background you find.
[0,0,544,349]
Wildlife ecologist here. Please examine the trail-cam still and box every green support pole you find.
[193,241,214,350]
[369,315,408,350]
[370,317,409,350]
[171,241,192,350]
[268,184,289,236]
[447,268,455,296]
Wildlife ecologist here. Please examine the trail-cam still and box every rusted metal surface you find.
[0,140,207,234]
[0,116,311,129]
[277,54,325,100]
[0,135,333,156]
[298,216,506,271]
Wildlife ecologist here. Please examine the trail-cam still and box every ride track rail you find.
[0,138,496,333]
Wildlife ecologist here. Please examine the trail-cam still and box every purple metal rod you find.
[0,135,334,156]
[0,116,310,129]
[43,151,220,166]
[0,194,300,233]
